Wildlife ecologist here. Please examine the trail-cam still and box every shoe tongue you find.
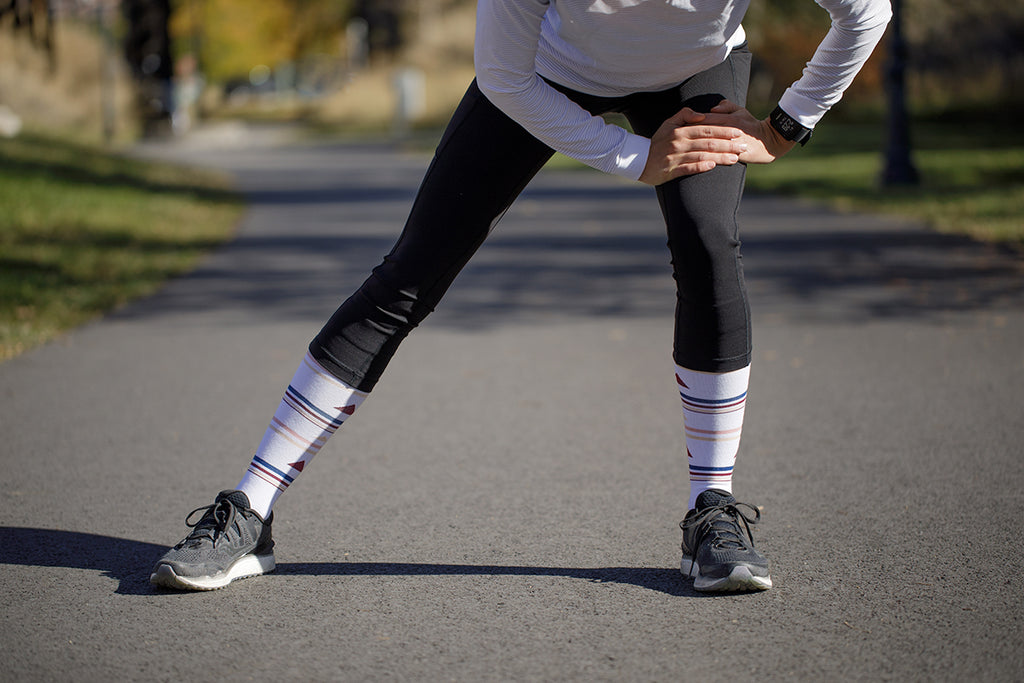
[695,488,735,510]
[217,490,251,510]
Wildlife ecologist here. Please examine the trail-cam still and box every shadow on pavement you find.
[0,527,166,596]
[0,527,713,598]
[113,221,1024,328]
[274,562,709,598]
[741,227,1024,320]
[121,141,1023,328]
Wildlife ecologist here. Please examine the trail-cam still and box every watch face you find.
[771,107,808,142]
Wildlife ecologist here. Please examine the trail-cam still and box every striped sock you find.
[237,352,367,518]
[675,364,750,510]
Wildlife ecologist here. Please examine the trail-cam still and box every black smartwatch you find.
[769,105,813,146]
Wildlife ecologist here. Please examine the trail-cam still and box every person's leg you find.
[626,46,753,504]
[152,81,556,590]
[674,363,748,506]
[625,46,771,591]
[235,351,369,518]
[310,80,556,392]
[239,81,556,511]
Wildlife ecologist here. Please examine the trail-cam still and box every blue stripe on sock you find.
[678,390,747,406]
[287,385,345,429]
[252,454,296,484]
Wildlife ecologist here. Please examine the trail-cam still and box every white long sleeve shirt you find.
[474,0,892,180]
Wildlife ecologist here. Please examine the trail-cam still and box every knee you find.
[360,259,427,328]
[671,226,743,294]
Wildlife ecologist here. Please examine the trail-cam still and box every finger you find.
[666,107,706,126]
[673,151,741,170]
[685,160,718,175]
[695,112,739,127]
[710,99,740,113]
[678,124,744,140]
[670,152,741,179]
[644,148,742,184]
[671,135,747,155]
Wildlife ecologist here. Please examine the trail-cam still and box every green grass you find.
[0,134,243,361]
[743,116,1024,245]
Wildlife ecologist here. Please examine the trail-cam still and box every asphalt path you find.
[2,127,1023,681]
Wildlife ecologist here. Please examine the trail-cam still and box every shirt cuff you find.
[777,90,829,129]
[615,133,651,181]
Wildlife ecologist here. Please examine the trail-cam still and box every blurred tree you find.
[289,0,355,56]
[745,0,1024,111]
[354,0,405,59]
[123,0,174,135]
[743,0,885,107]
[903,0,1024,107]
[0,0,55,71]
[165,0,1020,112]
[170,0,356,84]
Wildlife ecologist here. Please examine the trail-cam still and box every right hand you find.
[638,107,748,186]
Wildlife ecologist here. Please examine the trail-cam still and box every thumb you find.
[710,99,741,114]
[665,107,706,127]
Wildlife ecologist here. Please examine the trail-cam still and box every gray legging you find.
[311,46,753,393]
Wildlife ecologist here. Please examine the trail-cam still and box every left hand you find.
[692,100,797,164]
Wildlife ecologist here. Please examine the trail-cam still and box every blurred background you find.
[2,0,1022,143]
[1,0,1022,362]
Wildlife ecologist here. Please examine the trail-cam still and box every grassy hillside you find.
[0,134,242,361]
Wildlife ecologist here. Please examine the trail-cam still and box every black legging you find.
[311,46,753,393]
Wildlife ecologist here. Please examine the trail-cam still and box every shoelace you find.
[179,498,239,547]
[680,502,761,574]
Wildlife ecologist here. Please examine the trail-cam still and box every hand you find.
[638,107,749,186]
[701,100,797,164]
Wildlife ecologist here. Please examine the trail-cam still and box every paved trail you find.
[2,132,1022,681]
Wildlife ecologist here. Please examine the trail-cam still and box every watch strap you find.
[769,106,813,146]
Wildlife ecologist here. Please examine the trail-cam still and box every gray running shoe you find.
[680,489,772,592]
[150,490,275,591]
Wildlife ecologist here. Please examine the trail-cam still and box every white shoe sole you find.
[150,553,276,591]
[681,556,772,592]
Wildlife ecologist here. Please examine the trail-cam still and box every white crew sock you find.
[675,364,750,510]
[237,352,367,518]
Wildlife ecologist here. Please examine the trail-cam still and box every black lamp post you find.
[882,0,919,185]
